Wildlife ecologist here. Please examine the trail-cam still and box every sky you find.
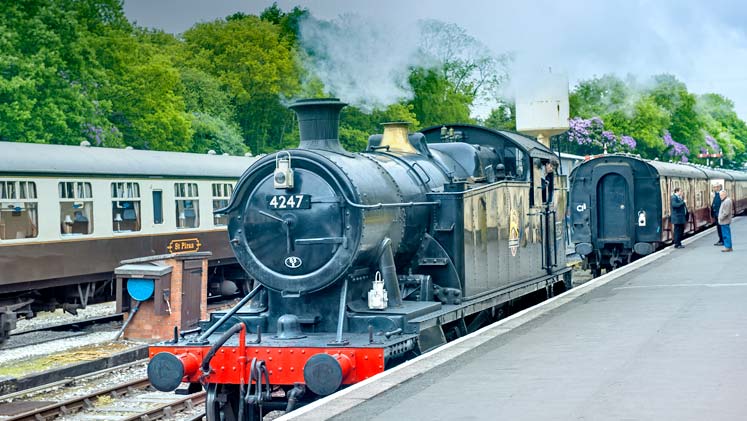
[123,0,747,119]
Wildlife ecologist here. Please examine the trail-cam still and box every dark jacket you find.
[671,194,687,225]
[711,191,722,218]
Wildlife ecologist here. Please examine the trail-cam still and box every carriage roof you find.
[420,124,559,162]
[572,154,745,181]
[0,142,256,178]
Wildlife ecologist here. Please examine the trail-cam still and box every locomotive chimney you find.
[289,98,347,153]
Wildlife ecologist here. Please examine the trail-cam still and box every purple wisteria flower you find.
[567,117,636,151]
[662,131,689,159]
[704,134,720,152]
[700,147,708,154]
[602,130,617,144]
[84,123,105,146]
[568,117,594,145]
[620,135,637,149]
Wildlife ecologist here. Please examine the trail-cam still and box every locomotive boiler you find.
[147,98,572,420]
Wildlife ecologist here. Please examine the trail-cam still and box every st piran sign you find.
[167,238,202,254]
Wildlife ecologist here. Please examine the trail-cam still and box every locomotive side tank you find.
[146,98,572,420]
[570,154,747,275]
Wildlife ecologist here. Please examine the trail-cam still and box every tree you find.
[0,0,125,145]
[696,93,747,166]
[91,28,194,150]
[647,74,702,158]
[417,19,510,104]
[182,15,302,153]
[569,74,632,118]
[408,68,473,127]
[483,102,516,131]
[189,113,248,155]
[338,103,419,152]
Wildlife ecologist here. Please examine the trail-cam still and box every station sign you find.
[167,238,202,254]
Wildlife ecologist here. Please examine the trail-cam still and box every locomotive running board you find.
[408,269,571,331]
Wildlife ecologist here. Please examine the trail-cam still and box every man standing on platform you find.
[712,184,724,246]
[671,187,687,249]
[718,190,734,252]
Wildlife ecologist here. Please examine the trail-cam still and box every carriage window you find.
[59,181,94,235]
[175,183,199,228]
[111,182,141,232]
[212,183,234,226]
[153,191,163,224]
[0,181,38,240]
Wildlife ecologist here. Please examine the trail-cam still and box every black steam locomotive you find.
[147,98,572,420]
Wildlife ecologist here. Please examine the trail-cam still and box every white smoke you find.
[298,14,423,111]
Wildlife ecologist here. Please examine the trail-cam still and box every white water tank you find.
[515,70,569,145]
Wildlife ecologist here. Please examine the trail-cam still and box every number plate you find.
[267,194,311,209]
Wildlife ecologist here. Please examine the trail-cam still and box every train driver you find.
[541,161,555,204]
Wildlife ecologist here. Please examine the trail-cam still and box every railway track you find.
[2,314,124,351]
[11,313,124,337]
[1,376,205,421]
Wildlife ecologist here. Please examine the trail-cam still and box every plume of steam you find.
[297,14,509,112]
[298,13,421,110]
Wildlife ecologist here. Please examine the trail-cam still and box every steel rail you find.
[120,392,207,421]
[5,377,151,421]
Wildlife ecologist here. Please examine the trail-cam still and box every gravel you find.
[13,302,117,333]
[0,331,128,367]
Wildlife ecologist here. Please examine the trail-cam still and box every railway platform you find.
[284,217,747,421]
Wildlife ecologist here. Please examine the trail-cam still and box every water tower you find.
[515,69,569,148]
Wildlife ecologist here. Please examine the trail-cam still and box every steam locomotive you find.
[147,98,572,420]
[569,154,747,276]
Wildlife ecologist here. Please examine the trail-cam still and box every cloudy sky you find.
[123,0,747,118]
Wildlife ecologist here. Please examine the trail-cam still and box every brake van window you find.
[112,182,141,232]
[60,181,94,235]
[175,183,199,228]
[0,180,38,240]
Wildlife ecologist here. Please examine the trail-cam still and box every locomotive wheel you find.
[206,384,240,421]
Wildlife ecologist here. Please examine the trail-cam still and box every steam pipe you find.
[286,384,306,412]
[201,322,245,373]
[378,238,402,307]
[197,284,262,342]
[334,278,349,344]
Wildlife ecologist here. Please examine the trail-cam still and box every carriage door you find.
[593,165,634,246]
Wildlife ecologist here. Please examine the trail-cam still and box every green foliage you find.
[189,113,248,155]
[3,0,746,171]
[695,93,747,164]
[338,103,420,152]
[0,0,121,145]
[182,14,302,153]
[483,102,516,131]
[647,74,701,154]
[408,68,473,127]
[260,3,309,43]
[565,73,747,166]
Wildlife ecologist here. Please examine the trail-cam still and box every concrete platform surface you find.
[312,218,747,421]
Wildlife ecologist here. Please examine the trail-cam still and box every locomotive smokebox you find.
[289,98,347,153]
